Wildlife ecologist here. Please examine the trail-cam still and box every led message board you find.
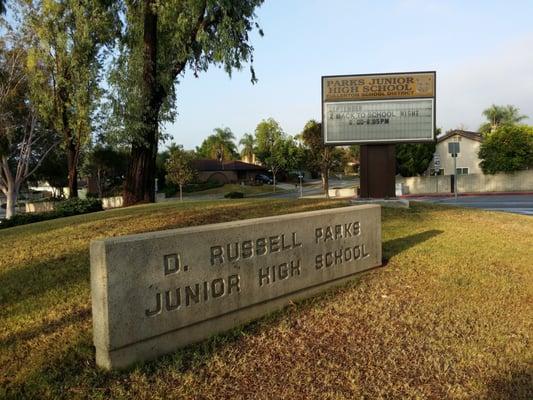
[322,71,436,144]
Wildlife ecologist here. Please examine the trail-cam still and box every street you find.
[411,194,533,216]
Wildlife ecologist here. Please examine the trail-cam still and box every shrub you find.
[0,198,103,229]
[163,186,177,197]
[0,212,55,228]
[479,124,533,174]
[224,191,244,199]
[55,198,103,214]
[183,180,224,193]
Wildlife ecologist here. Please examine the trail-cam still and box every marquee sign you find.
[322,71,436,145]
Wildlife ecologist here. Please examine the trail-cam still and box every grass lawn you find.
[1,199,532,399]
[183,183,285,196]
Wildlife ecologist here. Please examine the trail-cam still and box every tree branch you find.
[24,140,61,181]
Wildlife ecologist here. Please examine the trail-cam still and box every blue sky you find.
[169,0,533,149]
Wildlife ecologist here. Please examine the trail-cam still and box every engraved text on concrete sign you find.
[90,205,382,369]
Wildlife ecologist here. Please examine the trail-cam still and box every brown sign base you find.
[360,144,396,198]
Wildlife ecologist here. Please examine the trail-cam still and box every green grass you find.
[183,183,284,196]
[1,199,532,399]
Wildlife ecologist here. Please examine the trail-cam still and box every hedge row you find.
[0,198,103,229]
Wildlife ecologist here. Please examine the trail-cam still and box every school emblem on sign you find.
[415,75,433,95]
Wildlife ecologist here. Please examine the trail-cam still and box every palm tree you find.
[196,127,238,162]
[480,104,528,134]
[211,127,238,162]
[239,133,256,163]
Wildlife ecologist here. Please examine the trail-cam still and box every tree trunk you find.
[123,0,160,206]
[179,184,183,201]
[272,173,276,192]
[97,168,102,198]
[124,140,157,205]
[5,187,17,219]
[66,139,79,198]
[322,168,330,199]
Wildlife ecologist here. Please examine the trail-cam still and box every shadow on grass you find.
[4,277,365,399]
[0,250,89,310]
[0,307,91,347]
[383,229,443,260]
[485,367,533,400]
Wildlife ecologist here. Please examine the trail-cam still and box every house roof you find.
[437,130,483,143]
[192,159,266,172]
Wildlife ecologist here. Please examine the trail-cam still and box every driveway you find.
[411,194,533,216]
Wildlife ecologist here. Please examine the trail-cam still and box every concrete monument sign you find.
[90,205,382,369]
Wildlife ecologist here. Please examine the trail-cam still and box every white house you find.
[433,130,483,175]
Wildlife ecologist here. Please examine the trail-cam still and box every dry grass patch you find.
[0,199,532,399]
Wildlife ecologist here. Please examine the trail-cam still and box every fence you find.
[397,170,533,195]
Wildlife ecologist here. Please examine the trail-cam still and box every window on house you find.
[456,168,469,175]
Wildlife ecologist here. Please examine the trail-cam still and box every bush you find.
[479,124,533,174]
[55,198,103,214]
[0,198,103,229]
[183,180,224,193]
[0,212,55,228]
[224,191,244,199]
[163,185,177,197]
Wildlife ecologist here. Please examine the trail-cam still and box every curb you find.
[400,191,533,198]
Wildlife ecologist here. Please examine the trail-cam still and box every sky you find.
[167,0,533,150]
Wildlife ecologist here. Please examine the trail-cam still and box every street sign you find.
[448,142,460,156]
[433,153,441,169]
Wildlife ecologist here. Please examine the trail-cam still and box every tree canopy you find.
[254,118,286,188]
[395,142,436,177]
[239,133,256,160]
[110,0,264,205]
[300,119,343,196]
[478,124,533,174]
[196,127,238,161]
[24,0,119,197]
[165,145,196,201]
[479,105,528,135]
[0,37,59,218]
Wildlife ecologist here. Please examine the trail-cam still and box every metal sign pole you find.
[453,154,458,201]
[448,142,460,201]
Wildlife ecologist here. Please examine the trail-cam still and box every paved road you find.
[257,178,359,199]
[412,195,533,216]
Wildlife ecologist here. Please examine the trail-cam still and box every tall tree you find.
[239,132,256,162]
[254,118,284,191]
[196,127,238,161]
[110,1,264,206]
[0,42,59,218]
[82,145,129,198]
[31,145,68,197]
[24,0,119,198]
[166,145,196,201]
[300,120,342,198]
[480,104,528,134]
[395,143,436,177]
[478,124,533,174]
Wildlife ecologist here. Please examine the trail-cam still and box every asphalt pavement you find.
[411,194,533,216]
